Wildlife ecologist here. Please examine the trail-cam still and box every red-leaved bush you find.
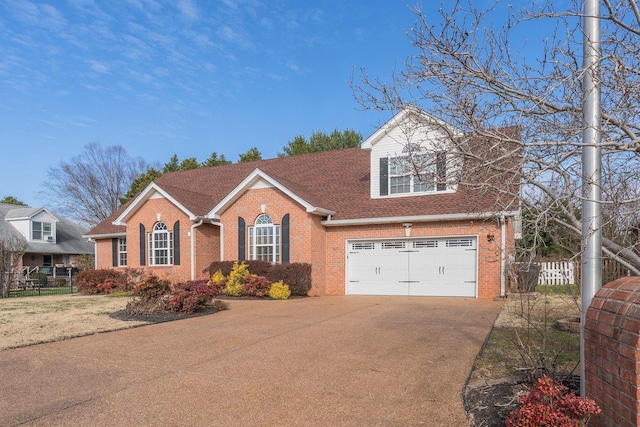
[168,280,217,314]
[76,269,128,294]
[242,274,271,297]
[505,375,601,427]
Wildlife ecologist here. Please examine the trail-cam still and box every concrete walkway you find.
[0,296,501,426]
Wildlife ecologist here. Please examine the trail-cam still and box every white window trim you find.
[118,237,127,267]
[148,222,173,266]
[248,214,280,263]
[388,150,447,195]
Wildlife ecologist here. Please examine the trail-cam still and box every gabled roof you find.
[0,203,93,255]
[207,168,335,219]
[87,136,520,238]
[113,182,200,225]
[5,207,59,222]
[361,106,463,150]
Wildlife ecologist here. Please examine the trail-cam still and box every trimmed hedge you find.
[204,261,312,296]
[76,269,128,294]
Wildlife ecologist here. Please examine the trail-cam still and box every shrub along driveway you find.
[0,296,500,426]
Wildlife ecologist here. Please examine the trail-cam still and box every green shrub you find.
[269,281,291,300]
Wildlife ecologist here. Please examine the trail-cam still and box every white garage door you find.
[346,237,477,297]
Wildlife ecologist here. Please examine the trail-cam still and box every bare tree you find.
[43,143,149,227]
[0,234,26,297]
[353,0,640,274]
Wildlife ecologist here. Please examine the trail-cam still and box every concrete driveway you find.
[0,296,501,426]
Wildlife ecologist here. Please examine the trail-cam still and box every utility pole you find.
[581,0,602,397]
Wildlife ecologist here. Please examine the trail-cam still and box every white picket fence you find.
[536,261,575,285]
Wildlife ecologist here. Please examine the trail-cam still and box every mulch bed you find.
[464,374,580,426]
[109,306,221,324]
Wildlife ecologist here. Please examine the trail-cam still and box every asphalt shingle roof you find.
[88,138,519,237]
[0,204,93,254]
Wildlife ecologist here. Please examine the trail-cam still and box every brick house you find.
[86,109,520,298]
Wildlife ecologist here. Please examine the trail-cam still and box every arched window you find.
[149,221,173,265]
[248,214,280,263]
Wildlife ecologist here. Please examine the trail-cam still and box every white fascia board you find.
[321,210,520,227]
[206,168,335,219]
[113,182,197,226]
[82,232,127,240]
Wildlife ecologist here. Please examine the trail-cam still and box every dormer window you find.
[383,145,448,196]
[33,221,53,241]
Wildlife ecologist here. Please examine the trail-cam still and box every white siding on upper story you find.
[7,210,58,242]
[30,210,58,243]
[367,120,458,199]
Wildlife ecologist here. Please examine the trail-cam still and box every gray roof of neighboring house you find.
[0,203,94,255]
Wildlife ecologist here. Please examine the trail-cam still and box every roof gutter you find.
[321,210,520,227]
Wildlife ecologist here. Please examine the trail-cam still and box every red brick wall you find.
[585,276,640,427]
[324,218,505,298]
[127,198,192,282]
[219,187,326,291]
[93,191,510,297]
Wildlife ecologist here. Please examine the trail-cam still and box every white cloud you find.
[87,60,110,74]
[176,0,199,21]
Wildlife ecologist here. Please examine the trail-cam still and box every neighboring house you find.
[0,203,94,275]
[86,108,520,298]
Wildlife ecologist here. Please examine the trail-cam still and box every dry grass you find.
[471,290,582,382]
[0,294,149,350]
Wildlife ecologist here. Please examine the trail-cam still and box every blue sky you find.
[0,0,493,207]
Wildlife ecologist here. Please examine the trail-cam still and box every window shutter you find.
[436,152,447,191]
[111,238,118,267]
[139,224,146,266]
[281,214,290,264]
[238,217,246,260]
[379,157,389,196]
[173,221,180,265]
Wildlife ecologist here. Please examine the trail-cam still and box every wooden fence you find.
[529,259,632,285]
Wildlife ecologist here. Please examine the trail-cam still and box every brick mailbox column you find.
[585,276,640,427]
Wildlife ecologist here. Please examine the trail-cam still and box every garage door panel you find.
[347,237,477,297]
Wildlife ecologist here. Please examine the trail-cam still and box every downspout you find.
[500,214,506,297]
[87,238,97,269]
[190,220,204,280]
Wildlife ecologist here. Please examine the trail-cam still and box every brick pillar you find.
[585,276,640,427]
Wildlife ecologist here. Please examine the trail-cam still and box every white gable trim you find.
[6,207,59,223]
[207,168,335,219]
[361,106,462,150]
[113,182,197,225]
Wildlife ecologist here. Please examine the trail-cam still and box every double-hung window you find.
[32,221,53,241]
[149,222,173,265]
[248,214,280,263]
[118,238,127,267]
[388,145,447,194]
